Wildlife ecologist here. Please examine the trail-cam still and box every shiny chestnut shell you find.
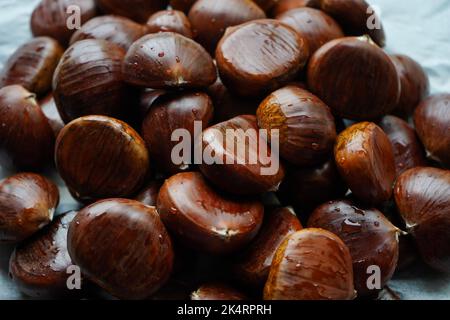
[135,180,163,207]
[157,172,264,254]
[263,228,355,300]
[40,93,65,138]
[68,199,173,299]
[335,122,396,205]
[0,37,64,97]
[257,85,337,166]
[55,115,149,203]
[271,0,321,17]
[308,36,400,120]
[308,200,400,296]
[394,167,450,273]
[123,32,217,90]
[191,283,247,300]
[147,10,193,38]
[0,173,59,243]
[95,0,168,23]
[216,19,309,97]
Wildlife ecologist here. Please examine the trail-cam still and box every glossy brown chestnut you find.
[271,0,321,17]
[308,36,400,120]
[257,85,337,166]
[141,91,214,174]
[170,0,196,13]
[0,85,54,169]
[394,167,450,273]
[9,211,77,298]
[335,122,396,205]
[39,93,65,138]
[135,180,163,207]
[147,10,193,38]
[379,115,427,176]
[53,39,132,123]
[191,283,247,300]
[234,207,303,287]
[0,37,63,97]
[68,199,173,299]
[70,15,150,50]
[95,0,168,23]
[414,94,450,167]
[200,115,285,195]
[123,32,217,89]
[263,228,355,300]
[277,8,344,55]
[0,173,59,243]
[31,0,97,46]
[188,0,266,54]
[157,172,264,254]
[216,19,309,97]
[55,115,149,203]
[308,200,401,296]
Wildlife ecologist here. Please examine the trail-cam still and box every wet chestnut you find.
[135,180,163,207]
[264,228,355,300]
[191,283,247,300]
[271,0,321,17]
[170,0,196,13]
[55,115,149,203]
[216,19,309,97]
[0,173,59,243]
[335,122,396,205]
[257,85,337,166]
[123,32,217,90]
[68,199,173,299]
[95,0,168,23]
[157,172,264,254]
[39,93,65,138]
[147,10,193,38]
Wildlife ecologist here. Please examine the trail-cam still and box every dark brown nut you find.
[308,200,401,296]
[0,173,59,243]
[414,94,450,167]
[70,15,150,50]
[170,0,196,13]
[188,0,266,54]
[271,0,321,17]
[31,0,97,46]
[68,199,173,299]
[257,85,337,166]
[95,0,168,23]
[141,91,214,174]
[216,19,309,97]
[200,115,285,195]
[335,122,396,205]
[0,37,64,97]
[234,207,303,287]
[123,32,217,89]
[9,211,78,298]
[0,85,54,169]
[147,10,193,38]
[308,36,400,120]
[135,180,163,207]
[157,172,264,254]
[263,228,356,300]
[191,283,247,300]
[40,93,65,138]
[394,167,450,273]
[55,115,149,203]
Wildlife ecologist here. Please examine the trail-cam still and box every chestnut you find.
[307,36,400,120]
[95,0,168,23]
[308,200,401,296]
[257,85,337,166]
[9,211,78,298]
[141,91,214,174]
[0,37,64,97]
[277,8,344,55]
[335,122,396,205]
[191,283,247,300]
[199,115,285,195]
[271,0,321,17]
[68,199,173,299]
[234,207,303,288]
[135,180,163,207]
[170,0,196,13]
[188,0,266,54]
[157,172,264,254]
[414,94,450,167]
[53,39,133,123]
[394,167,450,273]
[263,228,356,300]
[0,173,59,243]
[0,85,54,169]
[55,115,149,203]
[123,32,217,90]
[216,19,309,98]
[31,0,97,46]
[147,10,193,39]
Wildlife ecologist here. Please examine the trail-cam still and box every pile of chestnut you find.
[0,0,449,300]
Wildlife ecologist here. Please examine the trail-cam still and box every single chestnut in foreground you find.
[191,283,247,300]
[95,0,168,23]
[147,10,193,38]
[55,115,149,203]
[68,199,173,299]
[263,228,355,300]
[394,167,450,273]
[0,173,59,243]
[335,122,396,205]
[271,0,321,17]
[157,172,264,254]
